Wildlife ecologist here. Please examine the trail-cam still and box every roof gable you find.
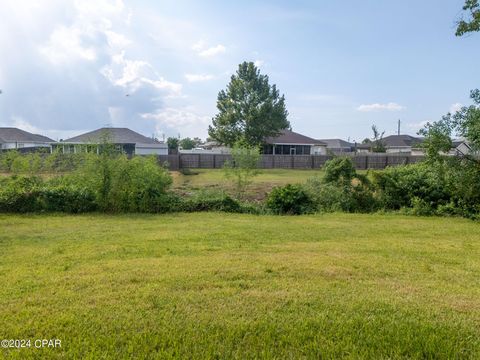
[265,130,325,145]
[64,128,161,145]
[382,135,423,147]
[0,127,55,143]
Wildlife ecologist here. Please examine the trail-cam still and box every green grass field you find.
[1,213,479,359]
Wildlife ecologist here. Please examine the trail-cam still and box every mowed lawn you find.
[0,213,479,359]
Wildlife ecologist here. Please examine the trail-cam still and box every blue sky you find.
[1,0,478,142]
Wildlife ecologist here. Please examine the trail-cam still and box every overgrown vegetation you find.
[1,150,480,218]
[223,142,261,199]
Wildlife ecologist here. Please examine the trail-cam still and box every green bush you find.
[180,190,242,213]
[0,176,44,212]
[322,157,357,186]
[41,186,97,213]
[266,184,314,215]
[372,163,451,211]
[304,158,378,214]
[305,178,378,213]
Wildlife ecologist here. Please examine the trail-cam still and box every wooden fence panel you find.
[293,155,313,169]
[161,154,427,170]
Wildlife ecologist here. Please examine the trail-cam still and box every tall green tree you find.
[167,137,179,154]
[208,61,290,147]
[419,90,480,164]
[179,137,196,150]
[456,0,480,36]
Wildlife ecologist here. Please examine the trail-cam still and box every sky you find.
[1,0,479,143]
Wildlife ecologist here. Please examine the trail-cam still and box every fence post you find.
[291,155,294,169]
[311,155,314,169]
[213,154,217,168]
[365,156,369,170]
[385,155,389,168]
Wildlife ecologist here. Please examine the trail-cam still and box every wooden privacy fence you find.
[158,153,425,171]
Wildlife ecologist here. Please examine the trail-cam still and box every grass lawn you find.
[0,213,479,359]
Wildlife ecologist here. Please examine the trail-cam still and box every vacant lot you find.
[172,169,326,200]
[1,213,479,359]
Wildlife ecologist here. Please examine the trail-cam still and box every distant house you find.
[263,129,327,155]
[357,135,424,154]
[199,141,231,154]
[0,127,55,151]
[451,139,472,156]
[318,139,354,155]
[57,127,167,155]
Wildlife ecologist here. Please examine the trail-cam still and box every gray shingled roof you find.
[64,128,161,145]
[265,129,326,145]
[317,139,354,148]
[357,135,423,149]
[382,135,423,147]
[0,127,55,143]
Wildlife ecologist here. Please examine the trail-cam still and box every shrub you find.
[323,157,357,186]
[304,158,378,214]
[266,184,314,215]
[41,186,97,213]
[372,163,450,210]
[0,176,44,212]
[65,154,173,213]
[180,189,242,213]
[305,178,379,213]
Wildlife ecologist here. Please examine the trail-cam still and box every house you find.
[58,127,168,155]
[451,139,472,156]
[199,141,231,154]
[357,134,423,154]
[0,127,55,151]
[263,129,327,155]
[317,139,354,155]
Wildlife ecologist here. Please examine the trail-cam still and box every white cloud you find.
[40,25,97,64]
[192,40,226,57]
[406,120,429,131]
[199,44,226,57]
[39,0,127,65]
[192,40,206,52]
[184,73,214,82]
[141,108,210,137]
[450,103,462,114]
[254,59,264,68]
[357,102,405,112]
[101,51,182,97]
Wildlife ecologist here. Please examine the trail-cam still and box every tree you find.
[419,90,480,164]
[167,137,179,154]
[179,137,196,150]
[223,142,261,199]
[371,125,386,153]
[456,0,480,36]
[208,61,290,147]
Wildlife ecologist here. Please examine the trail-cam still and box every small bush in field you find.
[0,176,44,212]
[266,184,314,215]
[223,142,260,199]
[304,157,378,214]
[180,189,242,213]
[41,186,97,213]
